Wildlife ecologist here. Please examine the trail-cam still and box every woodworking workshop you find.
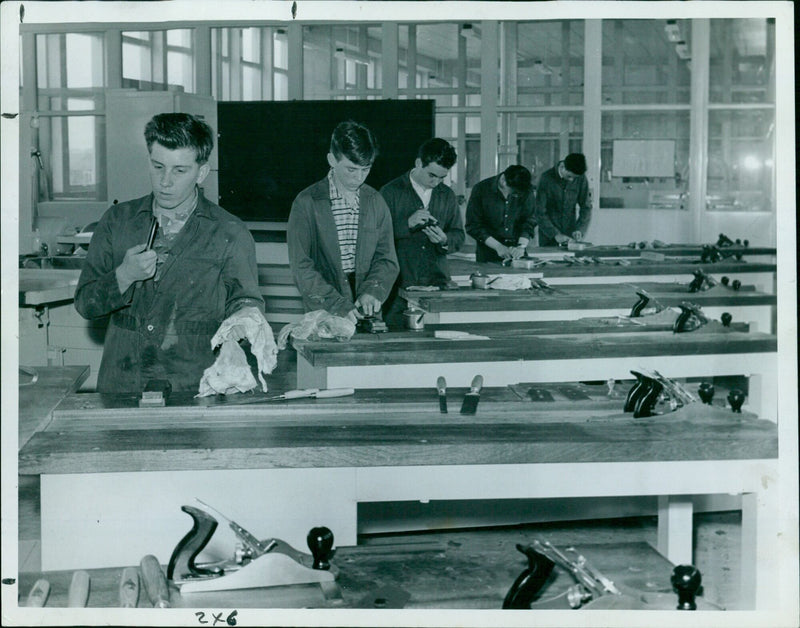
[3,2,797,627]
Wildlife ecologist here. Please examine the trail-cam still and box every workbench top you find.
[447,255,776,280]
[294,325,776,367]
[18,365,90,449]
[19,379,777,475]
[402,280,775,313]
[16,539,717,610]
[18,268,81,306]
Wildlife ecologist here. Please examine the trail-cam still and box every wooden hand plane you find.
[167,504,337,594]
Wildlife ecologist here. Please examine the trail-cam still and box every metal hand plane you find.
[167,503,337,594]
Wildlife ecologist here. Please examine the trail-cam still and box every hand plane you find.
[167,501,338,595]
[356,315,388,334]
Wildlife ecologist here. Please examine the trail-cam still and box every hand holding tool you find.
[26,579,50,607]
[68,570,90,607]
[119,566,140,608]
[436,376,447,413]
[140,555,171,608]
[460,375,483,415]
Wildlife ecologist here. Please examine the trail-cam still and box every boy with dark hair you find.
[535,152,592,246]
[287,120,398,323]
[465,164,537,263]
[75,113,268,393]
[380,137,465,328]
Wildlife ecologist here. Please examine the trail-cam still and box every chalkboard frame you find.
[217,99,436,222]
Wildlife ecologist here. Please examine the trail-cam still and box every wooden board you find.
[19,399,777,475]
[18,365,90,449]
[403,281,775,314]
[448,256,776,280]
[15,540,704,610]
[295,328,776,367]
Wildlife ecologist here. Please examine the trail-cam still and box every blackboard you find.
[217,100,435,222]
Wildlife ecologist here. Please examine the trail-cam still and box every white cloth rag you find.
[488,275,532,291]
[197,306,278,396]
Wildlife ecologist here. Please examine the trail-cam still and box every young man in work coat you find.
[535,152,593,246]
[74,113,267,393]
[287,120,399,324]
[465,164,537,264]
[380,137,465,328]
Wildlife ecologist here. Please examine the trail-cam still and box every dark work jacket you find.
[465,175,537,263]
[535,166,592,246]
[74,192,264,393]
[380,171,465,287]
[287,177,399,317]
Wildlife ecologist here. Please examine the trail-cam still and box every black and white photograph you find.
[1,1,797,626]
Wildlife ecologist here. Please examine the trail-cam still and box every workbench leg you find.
[296,353,327,389]
[656,496,694,566]
[740,486,780,610]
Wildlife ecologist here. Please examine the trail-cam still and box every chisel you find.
[140,555,171,608]
[119,566,140,608]
[67,570,90,607]
[223,388,354,405]
[460,375,484,415]
[436,376,447,413]
[26,579,50,607]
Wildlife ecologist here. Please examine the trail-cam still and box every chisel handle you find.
[436,377,446,394]
[119,566,140,608]
[281,388,320,399]
[68,570,90,607]
[469,375,484,393]
[140,555,171,608]
[26,578,50,607]
[314,388,355,398]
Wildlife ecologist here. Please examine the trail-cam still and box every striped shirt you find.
[328,170,360,273]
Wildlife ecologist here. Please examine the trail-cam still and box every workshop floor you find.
[16,349,744,609]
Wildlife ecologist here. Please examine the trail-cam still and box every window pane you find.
[41,115,104,200]
[274,30,288,69]
[707,110,773,212]
[123,35,151,83]
[602,19,691,105]
[415,23,461,89]
[66,33,104,88]
[518,113,583,182]
[273,72,288,100]
[242,27,261,63]
[242,65,261,100]
[710,18,774,104]
[600,111,690,210]
[518,21,584,106]
[167,29,194,92]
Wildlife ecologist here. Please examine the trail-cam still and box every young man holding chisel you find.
[75,113,272,393]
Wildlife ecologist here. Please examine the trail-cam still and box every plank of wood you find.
[14,540,690,610]
[18,365,90,449]
[408,282,775,313]
[295,329,777,367]
[19,404,777,475]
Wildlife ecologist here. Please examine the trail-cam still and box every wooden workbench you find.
[293,323,777,422]
[15,539,719,611]
[402,280,776,332]
[18,376,779,610]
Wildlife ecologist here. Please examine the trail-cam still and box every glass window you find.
[517,113,583,183]
[517,21,584,106]
[602,19,691,105]
[707,109,773,212]
[122,29,194,91]
[39,115,105,200]
[710,18,774,104]
[600,111,690,210]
